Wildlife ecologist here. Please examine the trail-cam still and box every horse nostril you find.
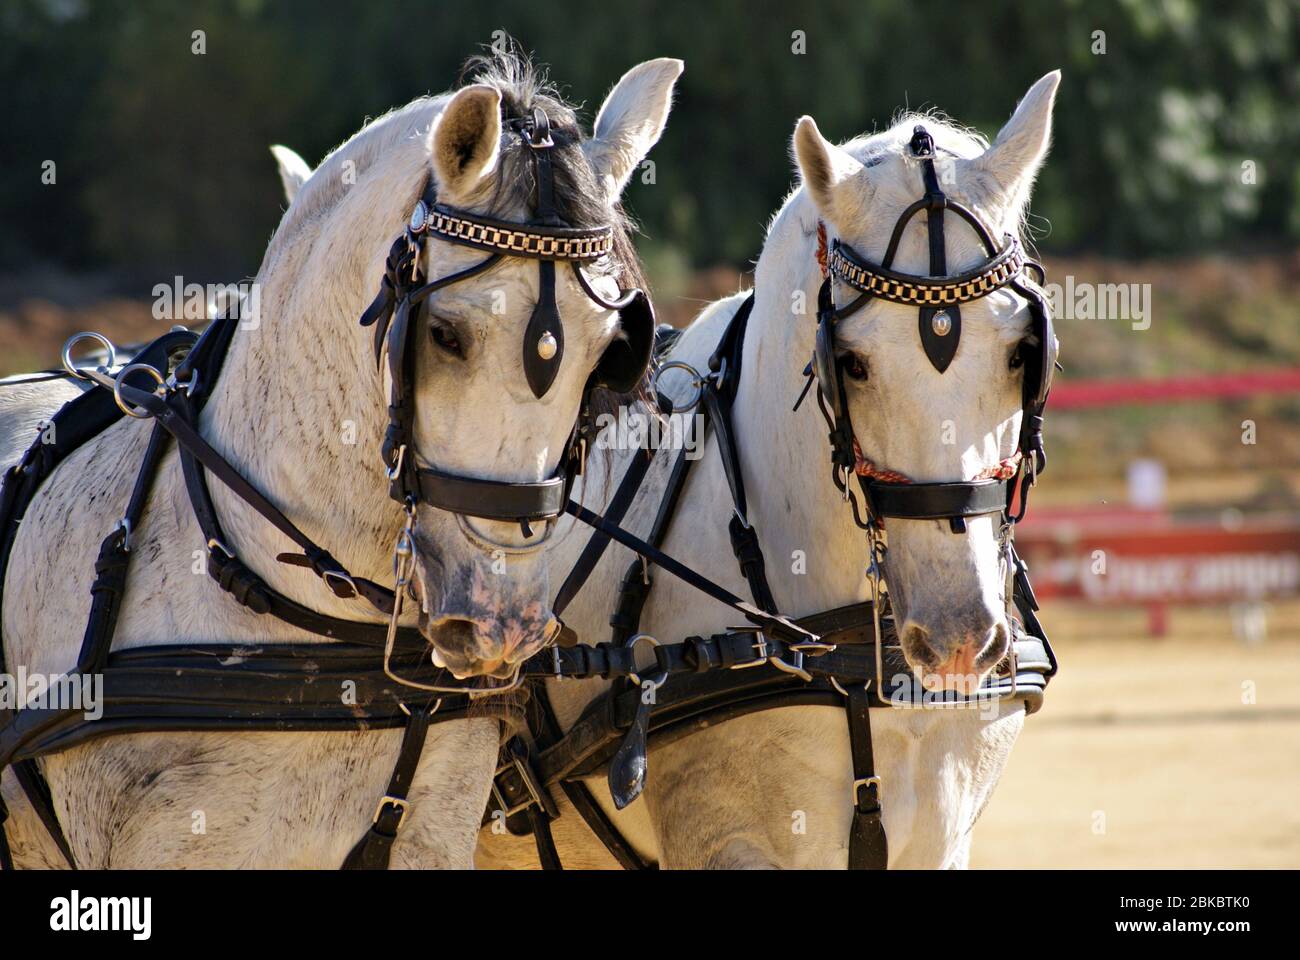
[900,621,941,669]
[426,618,476,659]
[974,619,1012,670]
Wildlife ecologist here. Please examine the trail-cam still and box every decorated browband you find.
[414,202,615,263]
[827,235,1027,308]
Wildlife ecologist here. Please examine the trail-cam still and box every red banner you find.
[1016,521,1300,604]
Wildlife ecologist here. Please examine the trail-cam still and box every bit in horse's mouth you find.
[416,609,518,681]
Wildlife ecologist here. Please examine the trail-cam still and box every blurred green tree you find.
[1,0,1295,282]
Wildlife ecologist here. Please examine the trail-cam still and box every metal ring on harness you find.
[112,363,167,419]
[61,332,118,388]
[624,633,668,691]
[650,360,706,413]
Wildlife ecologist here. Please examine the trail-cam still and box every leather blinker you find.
[523,259,564,398]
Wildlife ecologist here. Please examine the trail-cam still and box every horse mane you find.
[272,48,646,294]
[769,108,1030,273]
[849,112,1032,245]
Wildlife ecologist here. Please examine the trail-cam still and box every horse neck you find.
[197,176,412,600]
[732,192,871,612]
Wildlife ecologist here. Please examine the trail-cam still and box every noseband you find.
[359,108,655,535]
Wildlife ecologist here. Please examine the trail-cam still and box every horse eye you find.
[1009,344,1025,370]
[429,324,463,357]
[840,353,868,382]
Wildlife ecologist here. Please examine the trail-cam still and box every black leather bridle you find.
[489,125,1061,871]
[359,108,655,536]
[0,105,833,869]
[807,124,1058,537]
[0,106,664,868]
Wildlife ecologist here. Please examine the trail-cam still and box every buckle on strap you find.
[322,568,358,599]
[727,625,769,670]
[492,741,558,820]
[853,776,882,814]
[372,795,411,833]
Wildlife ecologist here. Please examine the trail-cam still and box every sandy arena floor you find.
[972,602,1300,868]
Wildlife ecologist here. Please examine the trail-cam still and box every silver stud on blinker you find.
[932,310,952,337]
[537,331,558,360]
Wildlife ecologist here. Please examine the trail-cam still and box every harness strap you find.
[170,379,424,648]
[610,430,699,646]
[728,515,778,615]
[78,421,171,675]
[342,701,438,870]
[563,501,817,648]
[555,779,652,869]
[495,628,1054,822]
[846,685,888,869]
[5,412,176,870]
[109,369,401,617]
[709,296,883,869]
[553,446,658,617]
[0,760,74,868]
[526,802,563,870]
[0,329,198,870]
[703,294,755,524]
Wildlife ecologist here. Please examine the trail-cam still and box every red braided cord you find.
[852,439,1022,483]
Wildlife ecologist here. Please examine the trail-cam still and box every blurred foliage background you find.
[2,0,1297,280]
[1,0,1298,492]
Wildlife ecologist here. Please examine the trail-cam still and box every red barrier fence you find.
[1016,511,1300,635]
[1050,368,1300,410]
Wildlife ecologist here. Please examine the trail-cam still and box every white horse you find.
[0,52,682,868]
[477,72,1059,868]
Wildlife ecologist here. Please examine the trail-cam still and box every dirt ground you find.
[972,601,1300,868]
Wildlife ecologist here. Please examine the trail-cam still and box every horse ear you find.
[430,84,503,205]
[975,70,1061,198]
[793,115,866,229]
[584,58,684,198]
[270,145,312,204]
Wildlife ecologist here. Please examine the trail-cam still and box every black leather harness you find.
[0,122,1057,873]
[490,279,1057,870]
[0,107,663,869]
